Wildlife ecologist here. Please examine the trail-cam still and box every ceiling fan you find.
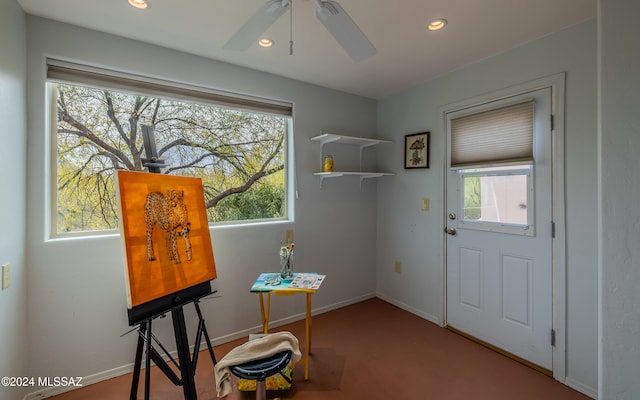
[223,0,377,62]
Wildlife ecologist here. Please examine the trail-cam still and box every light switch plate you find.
[2,263,10,290]
[421,197,430,211]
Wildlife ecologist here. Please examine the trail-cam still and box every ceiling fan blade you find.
[315,0,377,62]
[224,0,289,51]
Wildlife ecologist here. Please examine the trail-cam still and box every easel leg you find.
[130,322,146,400]
[144,320,152,400]
[172,307,197,400]
[194,301,217,365]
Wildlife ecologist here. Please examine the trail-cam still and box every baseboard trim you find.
[23,292,377,400]
[24,364,134,400]
[564,377,597,399]
[261,292,376,331]
[374,293,442,326]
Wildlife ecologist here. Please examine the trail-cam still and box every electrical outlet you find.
[394,261,402,274]
[2,263,10,290]
[285,229,294,243]
[421,197,430,211]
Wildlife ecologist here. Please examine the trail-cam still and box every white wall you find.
[25,16,378,395]
[599,1,640,398]
[375,20,598,396]
[0,1,29,399]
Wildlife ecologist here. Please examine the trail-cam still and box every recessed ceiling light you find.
[258,38,274,48]
[128,0,149,9]
[428,18,447,31]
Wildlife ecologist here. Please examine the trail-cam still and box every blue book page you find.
[250,273,291,291]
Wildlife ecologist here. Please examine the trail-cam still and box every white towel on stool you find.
[215,331,302,398]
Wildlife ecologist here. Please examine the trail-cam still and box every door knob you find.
[445,227,457,236]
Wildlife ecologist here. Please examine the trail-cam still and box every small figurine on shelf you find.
[280,241,295,279]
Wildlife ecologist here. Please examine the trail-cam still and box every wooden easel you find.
[128,288,217,400]
[127,125,217,400]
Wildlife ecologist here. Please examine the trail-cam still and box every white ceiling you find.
[17,0,596,99]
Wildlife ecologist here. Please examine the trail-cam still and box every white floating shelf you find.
[311,132,394,188]
[311,133,392,148]
[313,171,394,187]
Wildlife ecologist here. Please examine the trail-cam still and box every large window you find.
[49,62,292,236]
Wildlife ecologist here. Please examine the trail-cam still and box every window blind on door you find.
[450,100,534,169]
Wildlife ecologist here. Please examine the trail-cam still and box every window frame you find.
[456,165,535,237]
[47,60,294,239]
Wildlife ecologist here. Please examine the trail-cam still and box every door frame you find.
[440,73,566,381]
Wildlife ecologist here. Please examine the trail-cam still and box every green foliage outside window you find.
[463,175,482,220]
[54,83,288,234]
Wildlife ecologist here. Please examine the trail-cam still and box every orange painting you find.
[116,170,217,308]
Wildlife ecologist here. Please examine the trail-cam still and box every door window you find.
[458,165,534,236]
[448,97,537,237]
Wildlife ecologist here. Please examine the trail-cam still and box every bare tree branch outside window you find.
[54,83,287,234]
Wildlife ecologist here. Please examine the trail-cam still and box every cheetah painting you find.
[144,190,192,264]
[116,170,217,308]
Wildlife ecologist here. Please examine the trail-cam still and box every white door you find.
[445,88,553,370]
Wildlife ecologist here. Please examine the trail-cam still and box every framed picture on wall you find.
[404,132,430,169]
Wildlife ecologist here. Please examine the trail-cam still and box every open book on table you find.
[251,272,326,291]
